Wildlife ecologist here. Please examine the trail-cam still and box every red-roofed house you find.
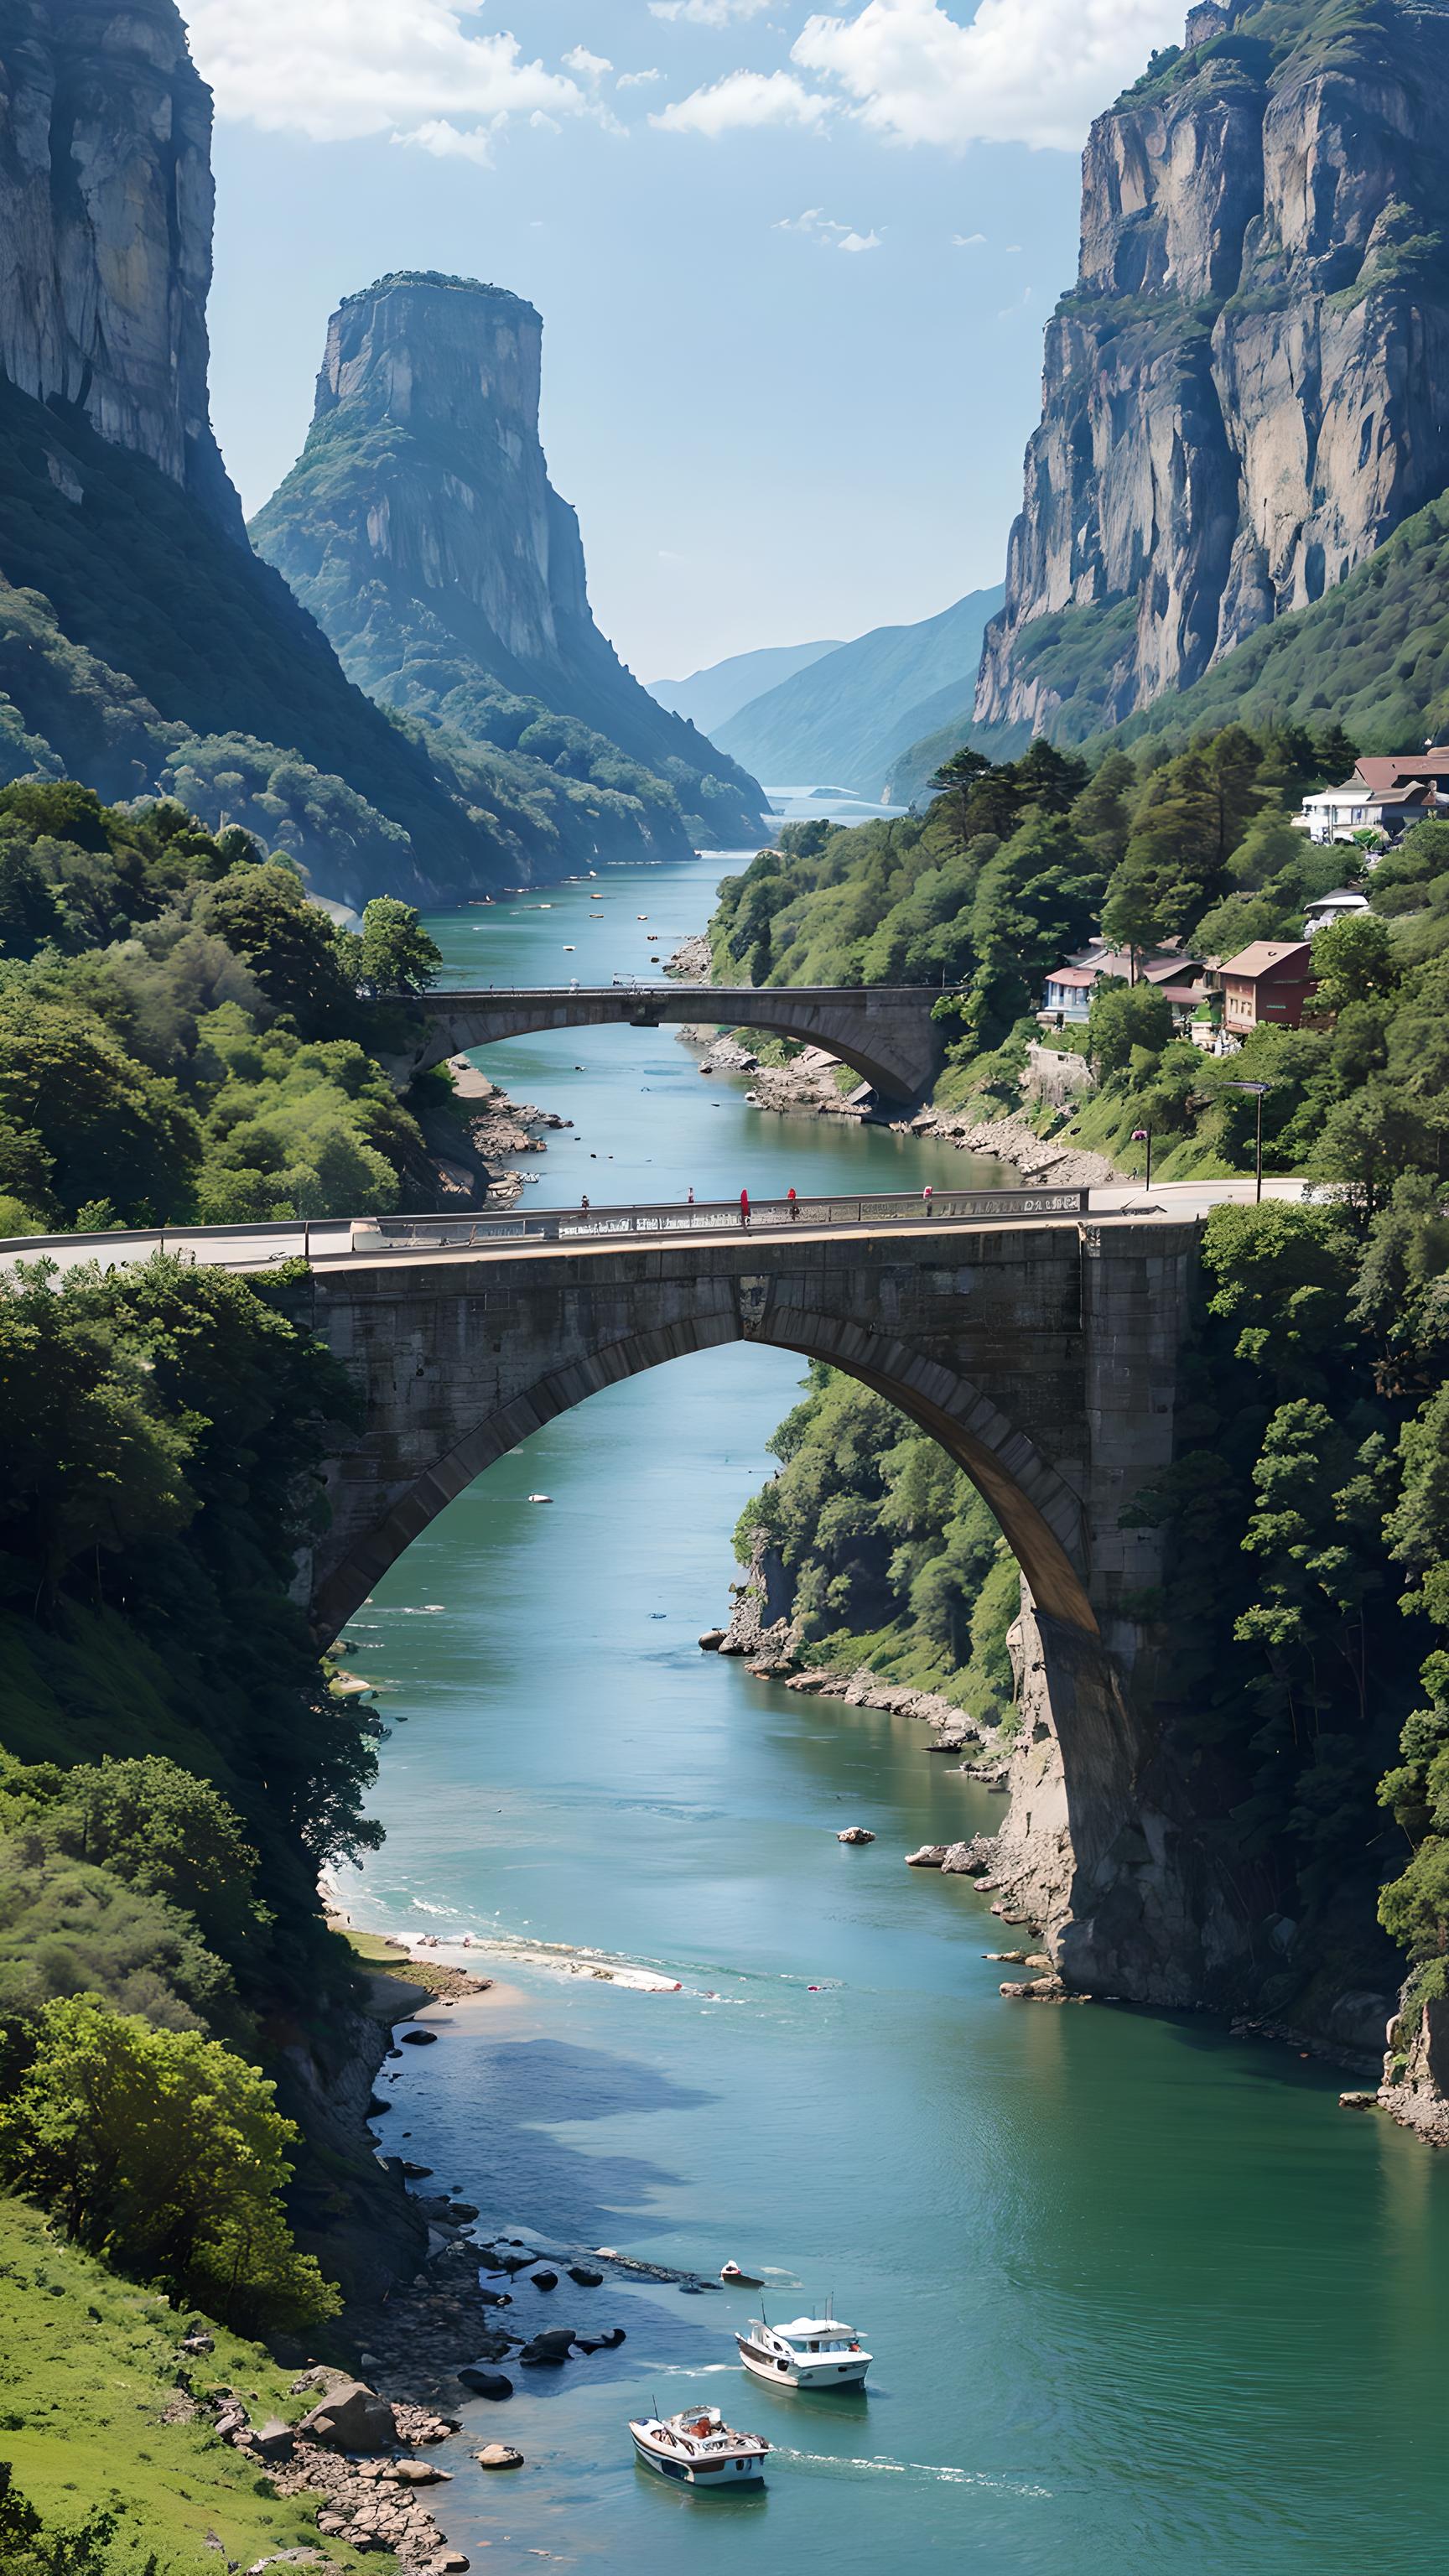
[1219,941,1317,1037]
[1042,944,1206,1026]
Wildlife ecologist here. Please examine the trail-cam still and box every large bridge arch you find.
[310,1301,1095,1644]
[307,1215,1202,2002]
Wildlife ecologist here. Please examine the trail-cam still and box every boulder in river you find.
[566,2264,603,2287]
[530,2268,558,2292]
[699,1628,726,1651]
[519,2329,576,2366]
[399,2028,438,2046]
[475,2444,524,2470]
[459,2367,514,2400]
[837,1826,875,1845]
[574,2326,626,2354]
[905,1845,948,1868]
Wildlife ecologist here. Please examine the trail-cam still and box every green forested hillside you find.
[0,782,448,1233]
[735,1366,1021,1718]
[715,721,1449,2018]
[0,790,444,2522]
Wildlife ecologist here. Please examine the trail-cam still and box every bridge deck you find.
[0,1177,1309,1280]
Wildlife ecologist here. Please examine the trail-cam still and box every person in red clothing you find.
[787,1187,799,1219]
[740,1188,750,1229]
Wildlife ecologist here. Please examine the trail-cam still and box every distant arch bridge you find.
[405,984,946,1103]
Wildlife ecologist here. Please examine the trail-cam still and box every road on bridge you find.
[1,1176,1313,1280]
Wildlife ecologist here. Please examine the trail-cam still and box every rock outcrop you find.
[252,273,767,852]
[0,0,242,533]
[977,0,1449,735]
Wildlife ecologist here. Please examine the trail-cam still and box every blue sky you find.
[194,3,1183,680]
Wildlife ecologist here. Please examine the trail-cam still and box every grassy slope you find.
[0,2198,390,2576]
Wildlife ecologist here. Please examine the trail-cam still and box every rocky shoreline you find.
[416,1055,572,1210]
[899,1104,1122,1191]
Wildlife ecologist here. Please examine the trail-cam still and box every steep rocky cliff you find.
[977,0,1449,739]
[0,0,242,532]
[252,274,767,852]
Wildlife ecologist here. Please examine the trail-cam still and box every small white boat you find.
[527,1493,553,1504]
[736,2312,871,2391]
[629,2404,768,2487]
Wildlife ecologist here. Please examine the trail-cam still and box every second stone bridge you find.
[408,984,946,1102]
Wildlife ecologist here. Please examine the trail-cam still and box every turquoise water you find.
[338,855,1449,2572]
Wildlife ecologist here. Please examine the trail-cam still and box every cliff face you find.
[0,0,242,533]
[977,0,1449,737]
[252,274,767,850]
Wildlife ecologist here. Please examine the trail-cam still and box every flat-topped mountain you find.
[977,0,1449,740]
[252,273,766,851]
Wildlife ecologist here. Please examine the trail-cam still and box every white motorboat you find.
[736,2311,872,2391]
[629,2403,768,2487]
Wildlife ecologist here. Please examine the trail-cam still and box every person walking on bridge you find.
[922,1185,934,1217]
[787,1187,799,1220]
[580,1193,590,1215]
[740,1187,750,1230]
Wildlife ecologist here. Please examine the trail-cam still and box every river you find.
[335,850,1448,2573]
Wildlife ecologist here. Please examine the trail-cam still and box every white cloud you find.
[184,1,589,146]
[776,208,881,251]
[563,45,612,80]
[792,0,1183,153]
[952,230,986,245]
[650,0,772,23]
[405,117,496,162]
[776,206,844,232]
[617,67,664,86]
[652,69,833,134]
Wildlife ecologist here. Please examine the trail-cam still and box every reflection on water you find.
[340,860,1449,2573]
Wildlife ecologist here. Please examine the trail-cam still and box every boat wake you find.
[771,2451,1052,2496]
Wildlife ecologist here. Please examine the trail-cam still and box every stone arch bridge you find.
[304,1202,1201,1994]
[406,985,944,1102]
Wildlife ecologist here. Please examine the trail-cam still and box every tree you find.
[0,997,202,1224]
[1068,747,1136,869]
[929,746,991,842]
[1088,979,1173,1080]
[0,1263,197,1610]
[1200,1201,1355,1390]
[39,1756,262,1960]
[0,1996,340,2332]
[344,896,442,998]
[1310,911,1399,1012]
[197,863,353,1031]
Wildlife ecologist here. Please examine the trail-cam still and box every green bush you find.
[0,1997,340,2332]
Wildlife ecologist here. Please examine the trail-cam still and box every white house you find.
[1303,888,1370,936]
[1296,750,1449,844]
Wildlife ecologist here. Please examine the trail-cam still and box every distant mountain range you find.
[649,639,841,737]
[693,589,1005,800]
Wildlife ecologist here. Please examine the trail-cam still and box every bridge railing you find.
[0,1185,1090,1276]
[355,1184,1088,1253]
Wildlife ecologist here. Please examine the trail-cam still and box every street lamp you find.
[1130,1125,1153,1190]
[1229,1080,1271,1203]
